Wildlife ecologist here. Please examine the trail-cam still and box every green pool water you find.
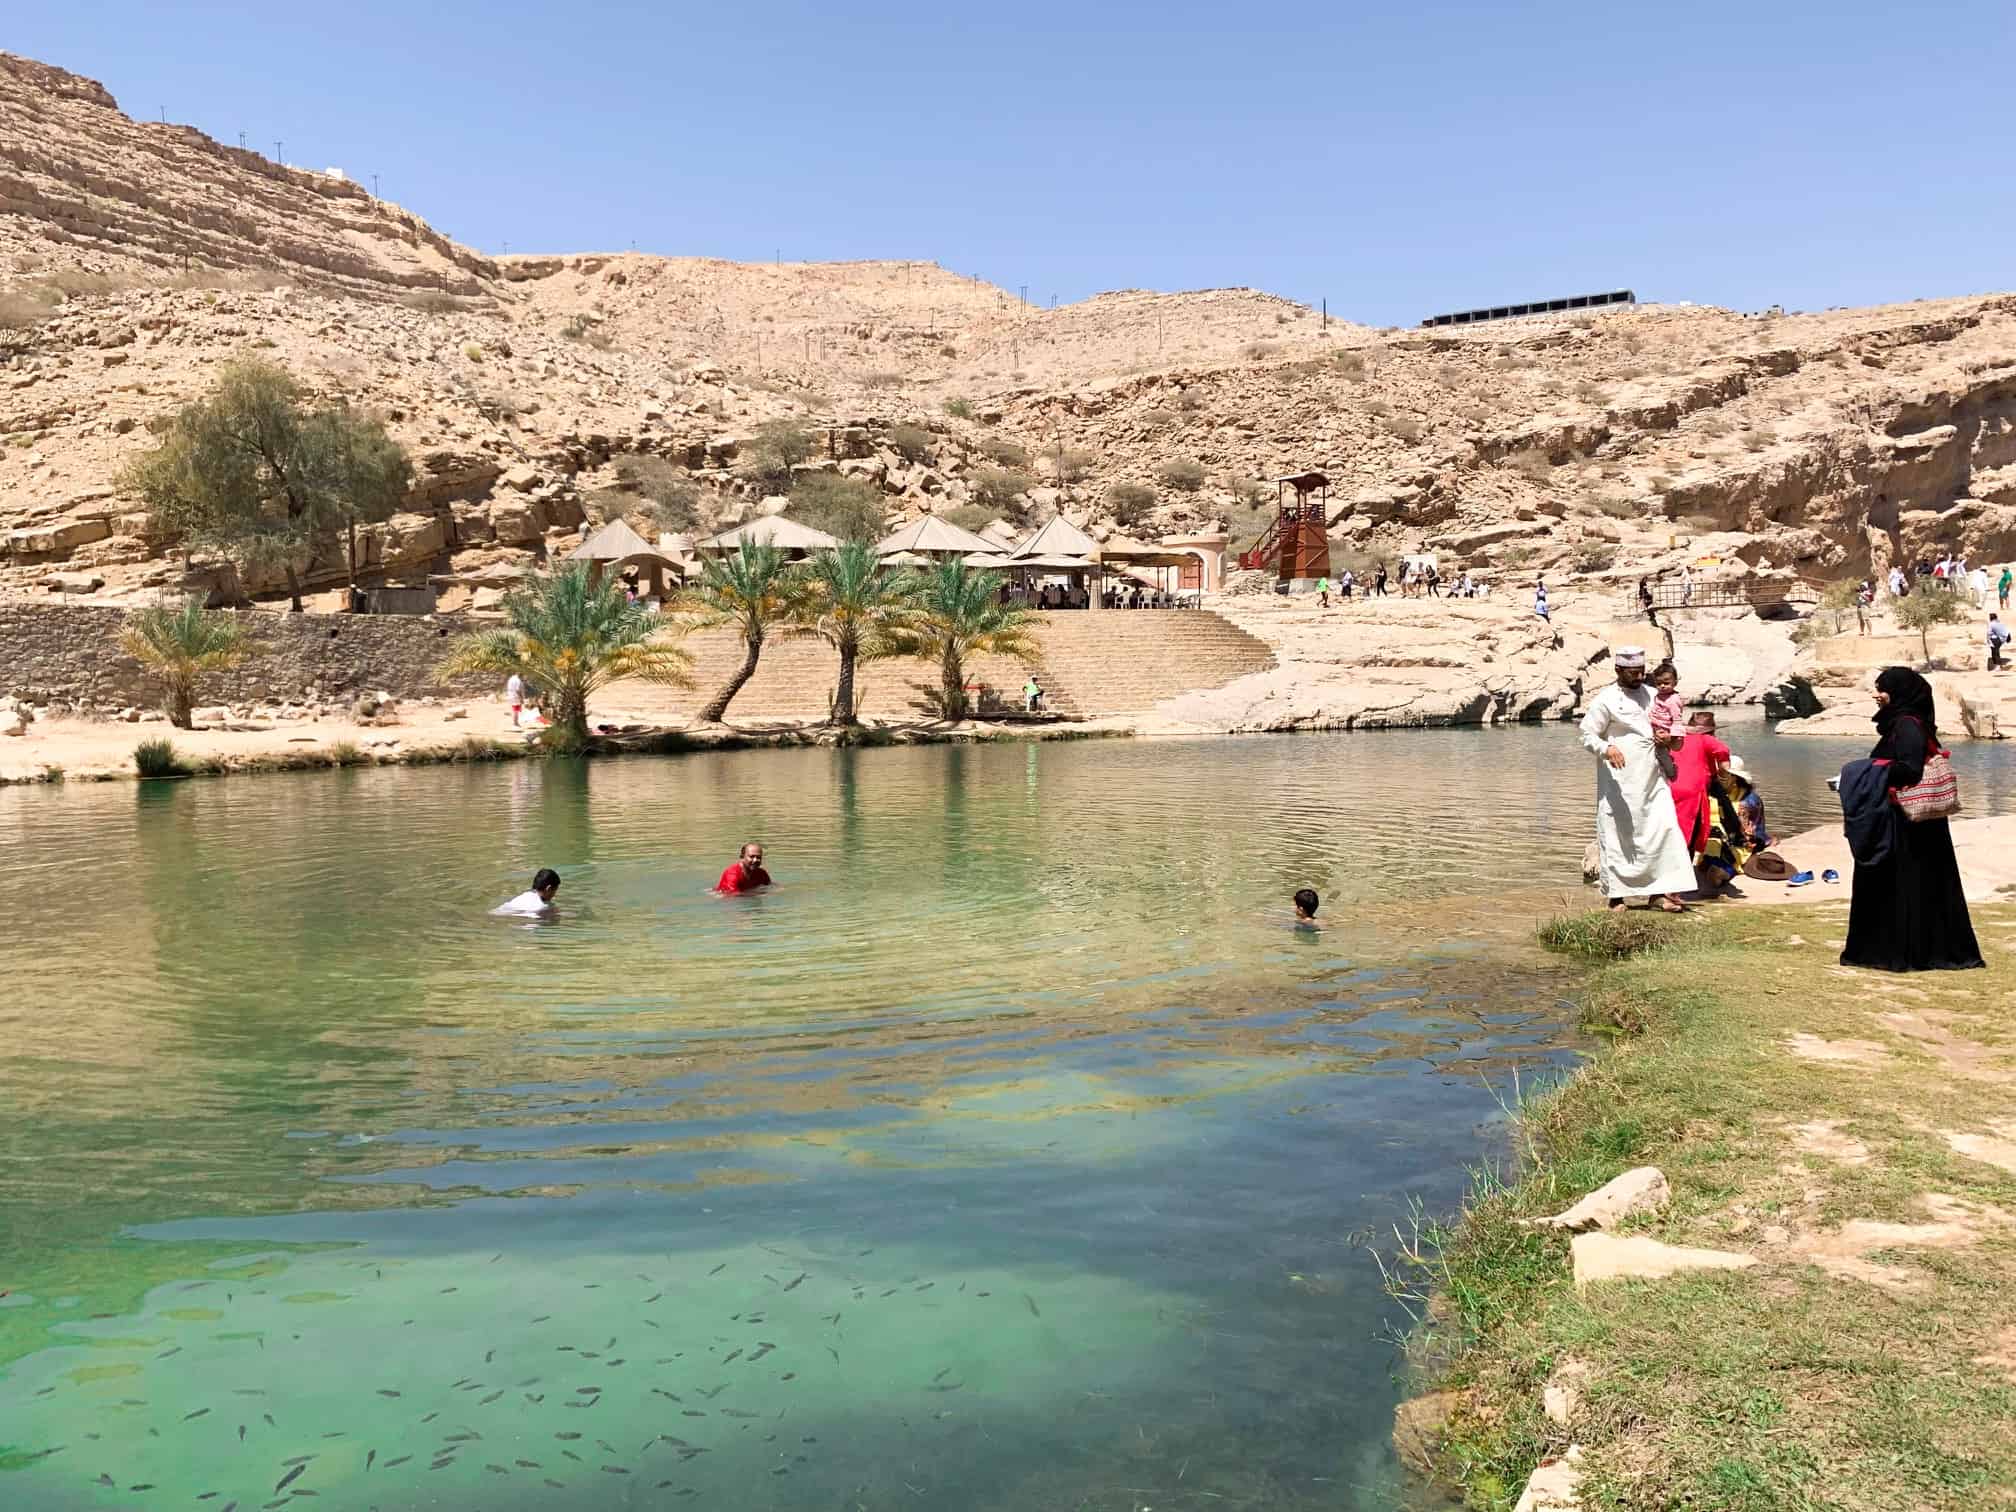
[3,725,1983,1510]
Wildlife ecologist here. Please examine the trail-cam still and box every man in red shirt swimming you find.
[715,842,772,894]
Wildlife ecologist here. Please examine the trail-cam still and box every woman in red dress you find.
[1665,710,1732,854]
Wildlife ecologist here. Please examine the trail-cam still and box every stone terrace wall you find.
[0,601,490,708]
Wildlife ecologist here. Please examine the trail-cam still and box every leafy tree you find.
[1894,582,1967,662]
[120,358,413,611]
[885,560,1038,720]
[117,597,251,729]
[438,562,691,750]
[798,542,917,724]
[1155,457,1207,492]
[939,503,1002,536]
[685,541,807,723]
[970,466,1034,516]
[614,455,704,532]
[739,419,813,491]
[787,473,888,544]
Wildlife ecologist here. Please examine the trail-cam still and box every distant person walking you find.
[1579,648,1694,913]
[1840,669,1982,972]
[1990,614,2011,670]
[1374,563,1388,597]
[1971,565,1991,607]
[1534,579,1550,623]
[1855,578,1874,635]
[1316,575,1330,608]
[1889,564,1909,599]
[2000,565,2012,609]
[505,672,525,725]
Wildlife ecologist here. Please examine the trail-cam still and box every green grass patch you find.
[1400,909,2016,1509]
[132,737,190,778]
[1536,908,1678,960]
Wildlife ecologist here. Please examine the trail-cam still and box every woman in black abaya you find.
[1841,668,1984,972]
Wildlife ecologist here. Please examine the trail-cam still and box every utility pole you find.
[371,173,380,198]
[1019,284,1028,308]
[1322,297,1328,330]
[238,131,246,150]
[275,140,283,164]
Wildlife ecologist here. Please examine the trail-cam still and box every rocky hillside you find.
[2,48,2013,614]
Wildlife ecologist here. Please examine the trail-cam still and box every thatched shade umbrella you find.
[569,519,684,600]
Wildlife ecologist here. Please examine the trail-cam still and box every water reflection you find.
[3,725,2003,1509]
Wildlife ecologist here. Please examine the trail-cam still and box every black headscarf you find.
[1874,666,1937,744]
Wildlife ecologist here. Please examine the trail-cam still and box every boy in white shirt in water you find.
[494,868,561,917]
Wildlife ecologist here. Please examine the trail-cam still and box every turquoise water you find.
[1,726,2002,1509]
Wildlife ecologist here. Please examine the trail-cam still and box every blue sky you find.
[12,2,2012,326]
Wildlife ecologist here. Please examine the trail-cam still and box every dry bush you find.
[981,437,1030,468]
[1176,390,1207,411]
[740,419,813,489]
[1743,426,1775,452]
[1698,415,1734,437]
[1156,457,1207,492]
[1649,474,1675,494]
[862,371,903,389]
[1334,351,1371,379]
[886,423,934,463]
[614,455,703,530]
[939,503,1001,535]
[1141,406,1179,431]
[1574,378,1607,402]
[0,287,61,329]
[401,290,462,314]
[943,397,974,419]
[1106,481,1158,528]
[787,473,887,543]
[1458,404,1492,426]
[1052,447,1097,483]
[1364,398,1394,418]
[1679,512,1722,534]
[971,466,1034,513]
[1575,545,1618,572]
[1430,363,1463,388]
[1383,415,1424,444]
[1510,451,1554,483]
[1593,494,1639,519]
[461,343,484,362]
[1241,341,1280,360]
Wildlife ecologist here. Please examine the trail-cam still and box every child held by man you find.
[1648,661,1684,782]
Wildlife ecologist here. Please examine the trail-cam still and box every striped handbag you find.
[1891,717,1961,821]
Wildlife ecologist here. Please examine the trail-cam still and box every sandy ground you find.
[1711,814,2016,907]
[0,706,534,782]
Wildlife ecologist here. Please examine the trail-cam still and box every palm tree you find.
[887,560,1038,720]
[799,541,916,724]
[686,541,806,724]
[438,562,691,749]
[117,597,251,729]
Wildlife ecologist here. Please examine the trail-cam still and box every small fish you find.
[158,1346,182,1359]
[98,1474,115,1487]
[749,1343,775,1361]
[651,1388,682,1402]
[197,1495,218,1502]
[375,1390,400,1399]
[914,1282,935,1292]
[707,1263,725,1276]
[600,1463,632,1475]
[491,1253,503,1264]
[239,1425,247,1443]
[555,1432,582,1441]
[881,1288,900,1298]
[561,1449,583,1462]
[681,1410,706,1418]
[485,1463,509,1475]
[698,1385,727,1399]
[281,1456,315,1469]
[825,1346,839,1363]
[544,1479,566,1489]
[420,1412,439,1424]
[531,1315,551,1324]
[383,1456,412,1470]
[927,1381,964,1393]
[933,1367,952,1382]
[645,1293,662,1304]
[525,1392,545,1404]
[480,1390,504,1405]
[444,1432,480,1443]
[485,1349,495,1364]
[365,1450,376,1472]
[782,1273,807,1292]
[781,1372,796,1381]
[263,1413,276,1428]
[439,1286,458,1294]
[721,1408,759,1420]
[822,1311,840,1324]
[575,1385,602,1396]
[515,1458,541,1469]
[722,1349,743,1364]
[429,1458,454,1472]
[1024,1294,1041,1317]
[643,1319,661,1329]
[273,1464,306,1493]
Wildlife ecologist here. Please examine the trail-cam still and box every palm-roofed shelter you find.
[569,518,684,599]
[875,516,999,559]
[695,516,840,560]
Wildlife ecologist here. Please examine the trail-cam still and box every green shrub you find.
[886,424,934,463]
[1594,494,1638,518]
[327,740,367,767]
[133,738,189,778]
[981,437,1030,468]
[462,343,484,362]
[788,473,887,543]
[1382,415,1424,444]
[1537,910,1676,960]
[943,397,974,420]
[1155,457,1207,492]
[939,504,1001,535]
[971,466,1034,512]
[1895,584,1967,660]
[400,290,462,314]
[1106,481,1158,528]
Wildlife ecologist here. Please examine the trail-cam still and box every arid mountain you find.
[2,48,2013,612]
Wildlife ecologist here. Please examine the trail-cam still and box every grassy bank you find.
[1401,905,2016,1510]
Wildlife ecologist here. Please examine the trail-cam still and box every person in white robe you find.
[1579,647,1695,911]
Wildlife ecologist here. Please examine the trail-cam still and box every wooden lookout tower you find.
[1273,471,1332,586]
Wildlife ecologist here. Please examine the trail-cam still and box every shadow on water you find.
[7,725,1980,1508]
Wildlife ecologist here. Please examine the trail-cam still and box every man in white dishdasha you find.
[1579,647,1695,913]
